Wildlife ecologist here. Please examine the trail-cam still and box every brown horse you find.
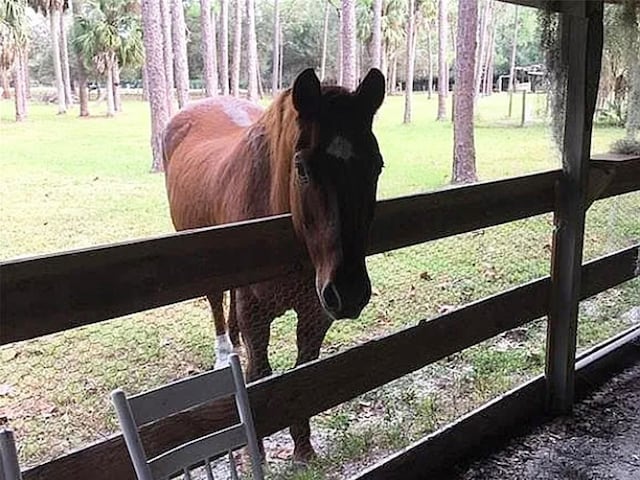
[162,68,385,462]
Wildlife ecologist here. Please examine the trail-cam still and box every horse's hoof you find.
[292,445,317,466]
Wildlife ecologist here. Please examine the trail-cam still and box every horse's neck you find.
[255,92,299,215]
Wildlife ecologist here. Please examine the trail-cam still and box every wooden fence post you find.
[545,1,604,414]
[520,90,526,126]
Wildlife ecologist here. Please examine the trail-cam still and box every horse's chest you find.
[248,273,317,317]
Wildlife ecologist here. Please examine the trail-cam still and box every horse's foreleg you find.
[291,293,333,464]
[207,291,233,369]
[236,287,274,462]
[228,288,241,348]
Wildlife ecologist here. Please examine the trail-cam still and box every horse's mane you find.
[253,89,299,214]
[253,85,350,214]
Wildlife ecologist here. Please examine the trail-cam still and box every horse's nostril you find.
[321,283,343,313]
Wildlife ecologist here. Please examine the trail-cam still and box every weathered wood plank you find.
[369,171,558,254]
[21,244,639,480]
[0,171,559,345]
[0,215,306,344]
[498,0,588,16]
[4,159,638,346]
[351,322,640,480]
[598,155,640,199]
[545,1,603,414]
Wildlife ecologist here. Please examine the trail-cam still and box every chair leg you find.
[229,451,239,480]
[204,459,214,480]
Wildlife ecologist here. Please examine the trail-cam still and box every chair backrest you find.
[0,429,22,480]
[112,354,263,480]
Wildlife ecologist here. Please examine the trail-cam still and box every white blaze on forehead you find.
[326,136,354,160]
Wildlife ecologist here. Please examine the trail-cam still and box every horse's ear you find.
[356,68,385,114]
[292,68,321,120]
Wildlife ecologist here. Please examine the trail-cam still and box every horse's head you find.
[289,68,385,320]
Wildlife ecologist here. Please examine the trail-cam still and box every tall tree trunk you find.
[427,22,433,99]
[278,27,284,87]
[341,0,356,89]
[337,8,343,85]
[23,44,30,99]
[112,60,122,112]
[320,2,330,80]
[171,0,190,108]
[105,56,116,117]
[142,62,149,101]
[508,5,519,92]
[474,0,492,98]
[201,0,219,96]
[1,70,10,99]
[49,6,66,114]
[13,50,27,121]
[436,0,447,120]
[483,21,496,95]
[271,0,279,96]
[160,0,175,113]
[381,42,388,83]
[371,0,383,70]
[246,0,258,100]
[219,0,230,95]
[390,55,397,93]
[78,64,89,117]
[452,0,478,184]
[59,9,73,105]
[403,0,416,124]
[141,0,170,173]
[623,2,640,140]
[231,0,242,96]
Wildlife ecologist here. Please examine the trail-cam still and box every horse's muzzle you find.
[319,268,371,320]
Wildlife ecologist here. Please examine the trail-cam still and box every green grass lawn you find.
[0,93,638,478]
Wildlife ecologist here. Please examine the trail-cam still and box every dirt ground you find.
[452,361,640,480]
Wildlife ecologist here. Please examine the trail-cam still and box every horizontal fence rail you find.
[0,169,560,345]
[3,158,639,346]
[21,243,640,480]
[351,322,640,480]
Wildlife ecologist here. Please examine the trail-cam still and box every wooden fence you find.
[1,153,638,479]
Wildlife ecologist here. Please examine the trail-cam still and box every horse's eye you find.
[294,152,309,183]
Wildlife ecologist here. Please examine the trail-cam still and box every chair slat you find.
[128,369,236,426]
[149,425,246,479]
[0,429,22,480]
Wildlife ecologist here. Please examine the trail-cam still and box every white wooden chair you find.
[0,429,22,480]
[111,354,263,480]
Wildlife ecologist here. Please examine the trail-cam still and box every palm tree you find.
[371,0,382,70]
[452,0,478,184]
[271,0,279,96]
[171,0,189,108]
[436,0,447,120]
[160,0,174,113]
[219,0,229,95]
[141,0,169,172]
[231,0,241,96]
[320,1,330,81]
[246,0,258,100]
[1,0,28,121]
[403,0,416,124]
[72,0,142,117]
[341,0,356,89]
[60,3,72,105]
[200,0,218,96]
[29,0,68,114]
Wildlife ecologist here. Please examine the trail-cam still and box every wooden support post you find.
[520,90,526,126]
[545,1,604,414]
